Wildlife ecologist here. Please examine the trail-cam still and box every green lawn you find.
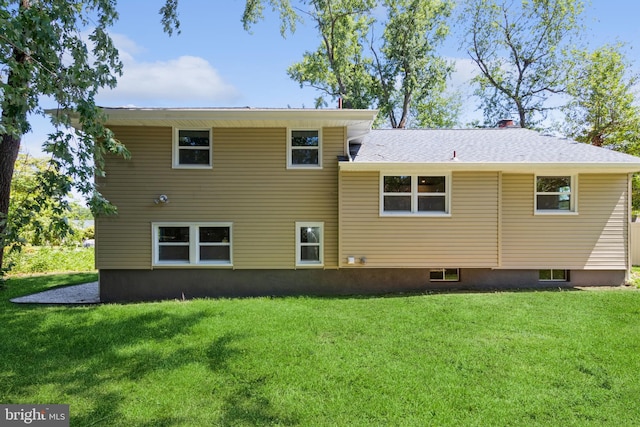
[1,274,639,426]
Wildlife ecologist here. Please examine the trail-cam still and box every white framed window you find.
[296,222,324,267]
[381,174,450,216]
[535,175,576,213]
[173,128,212,168]
[288,129,322,168]
[430,268,460,282]
[153,222,232,266]
[539,269,569,282]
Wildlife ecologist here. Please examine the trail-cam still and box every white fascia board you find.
[50,107,378,133]
[339,161,640,174]
[101,108,378,126]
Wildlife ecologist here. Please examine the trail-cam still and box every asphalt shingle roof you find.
[353,128,640,165]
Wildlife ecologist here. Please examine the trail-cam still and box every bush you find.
[4,246,95,275]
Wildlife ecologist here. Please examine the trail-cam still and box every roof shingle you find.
[353,128,640,165]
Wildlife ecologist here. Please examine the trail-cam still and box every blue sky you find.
[21,0,640,156]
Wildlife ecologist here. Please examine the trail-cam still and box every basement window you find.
[430,268,459,282]
[539,269,569,282]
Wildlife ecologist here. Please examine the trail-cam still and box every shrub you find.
[4,246,95,275]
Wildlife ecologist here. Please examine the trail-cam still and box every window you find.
[539,269,569,282]
[288,129,321,168]
[430,268,459,282]
[536,176,575,213]
[296,222,323,266]
[153,223,231,266]
[381,174,449,215]
[173,129,212,168]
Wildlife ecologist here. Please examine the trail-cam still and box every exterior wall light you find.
[154,194,169,204]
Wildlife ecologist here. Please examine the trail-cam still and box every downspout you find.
[497,171,503,268]
[627,173,633,282]
[345,132,369,161]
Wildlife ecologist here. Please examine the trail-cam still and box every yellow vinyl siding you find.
[96,126,344,269]
[501,173,628,269]
[339,171,499,267]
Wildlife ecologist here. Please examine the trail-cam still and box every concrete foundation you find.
[99,268,628,302]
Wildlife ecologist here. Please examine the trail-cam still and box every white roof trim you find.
[339,161,640,174]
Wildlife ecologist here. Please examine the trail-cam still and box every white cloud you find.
[447,57,483,124]
[97,35,240,106]
[448,57,479,90]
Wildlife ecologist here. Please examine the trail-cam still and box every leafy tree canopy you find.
[460,0,584,128]
[563,43,640,153]
[246,0,459,128]
[0,0,179,270]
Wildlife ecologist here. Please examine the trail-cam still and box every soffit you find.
[98,107,377,140]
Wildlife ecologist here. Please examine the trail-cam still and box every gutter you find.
[338,161,640,174]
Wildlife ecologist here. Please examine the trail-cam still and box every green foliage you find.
[4,154,72,249]
[1,276,640,425]
[562,44,640,210]
[563,44,640,152]
[0,1,120,269]
[287,0,377,110]
[460,0,584,128]
[375,0,455,128]
[4,246,95,274]
[242,0,299,36]
[260,0,458,128]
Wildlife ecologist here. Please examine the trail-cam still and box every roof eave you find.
[45,107,378,140]
[338,161,640,174]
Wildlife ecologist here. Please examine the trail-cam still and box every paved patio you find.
[10,282,100,304]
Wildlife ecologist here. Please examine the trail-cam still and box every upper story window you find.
[288,129,322,168]
[153,222,232,266]
[173,129,212,168]
[535,175,576,213]
[381,174,450,216]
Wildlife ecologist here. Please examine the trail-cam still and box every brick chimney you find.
[497,119,515,128]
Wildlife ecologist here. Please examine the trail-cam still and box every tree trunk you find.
[0,0,30,272]
[0,133,21,271]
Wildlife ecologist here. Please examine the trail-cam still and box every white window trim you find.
[287,128,322,169]
[295,221,324,267]
[534,175,578,215]
[152,222,232,267]
[172,128,213,169]
[429,268,460,282]
[380,173,451,217]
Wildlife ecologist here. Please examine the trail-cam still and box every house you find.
[86,107,640,301]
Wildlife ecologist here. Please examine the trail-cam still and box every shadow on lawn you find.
[0,280,298,426]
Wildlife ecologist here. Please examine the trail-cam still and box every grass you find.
[630,266,640,287]
[4,246,95,275]
[1,274,640,426]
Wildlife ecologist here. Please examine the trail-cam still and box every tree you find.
[562,44,640,211]
[460,0,584,128]
[5,154,74,248]
[562,44,640,152]
[372,0,454,128]
[286,0,377,110]
[0,1,190,272]
[255,0,457,128]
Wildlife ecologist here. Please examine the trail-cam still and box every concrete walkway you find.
[10,282,100,304]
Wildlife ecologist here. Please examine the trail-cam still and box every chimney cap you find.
[497,119,516,128]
